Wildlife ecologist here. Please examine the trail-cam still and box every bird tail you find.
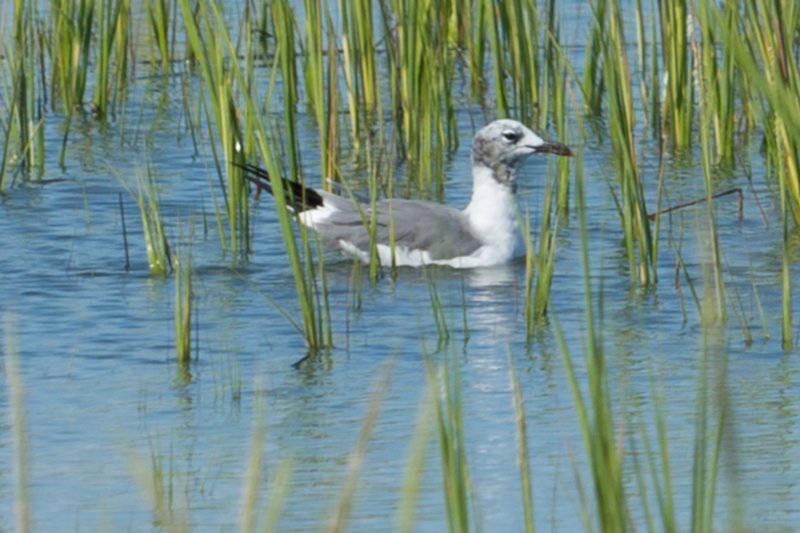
[235,162,324,213]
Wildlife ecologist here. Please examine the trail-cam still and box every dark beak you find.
[535,139,573,157]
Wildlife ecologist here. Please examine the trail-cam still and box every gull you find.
[239,119,572,268]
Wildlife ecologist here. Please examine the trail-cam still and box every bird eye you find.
[502,130,519,143]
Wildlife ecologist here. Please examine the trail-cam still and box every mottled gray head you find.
[472,119,572,185]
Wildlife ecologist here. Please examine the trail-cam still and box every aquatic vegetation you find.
[710,0,800,345]
[178,0,249,259]
[658,0,693,146]
[93,0,132,119]
[602,0,657,285]
[49,0,94,115]
[135,164,172,275]
[381,0,458,188]
[3,315,31,533]
[427,355,472,533]
[483,0,542,124]
[339,0,378,150]
[174,245,193,368]
[146,0,174,73]
[1,0,44,185]
[508,353,535,533]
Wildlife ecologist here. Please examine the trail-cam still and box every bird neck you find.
[464,164,523,257]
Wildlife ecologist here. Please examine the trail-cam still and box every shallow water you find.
[2,5,800,533]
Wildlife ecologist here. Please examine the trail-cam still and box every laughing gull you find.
[239,119,572,268]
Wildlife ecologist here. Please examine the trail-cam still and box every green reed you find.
[174,246,192,368]
[559,134,732,531]
[381,0,457,188]
[328,367,390,532]
[696,46,726,322]
[508,352,535,533]
[523,176,558,333]
[689,309,728,532]
[426,271,451,351]
[2,0,44,183]
[301,0,339,181]
[339,0,378,149]
[179,0,249,258]
[602,0,656,285]
[543,10,571,213]
[129,437,189,532]
[3,315,32,533]
[482,0,542,125]
[50,0,94,113]
[270,0,302,180]
[135,164,172,275]
[427,355,472,533]
[93,0,131,119]
[559,145,629,531]
[239,401,265,533]
[695,0,736,163]
[395,381,437,533]
[246,141,334,351]
[49,0,95,166]
[713,0,800,344]
[241,0,334,349]
[633,0,660,135]
[658,0,693,146]
[521,24,571,326]
[582,0,606,115]
[147,0,174,73]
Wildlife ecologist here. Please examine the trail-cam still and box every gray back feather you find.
[315,198,482,260]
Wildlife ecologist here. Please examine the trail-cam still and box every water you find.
[2,8,800,533]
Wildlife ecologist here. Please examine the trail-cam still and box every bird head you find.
[472,119,572,173]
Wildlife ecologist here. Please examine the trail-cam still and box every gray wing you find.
[314,197,483,260]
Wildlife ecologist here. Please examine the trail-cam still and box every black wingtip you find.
[234,161,325,212]
[234,162,274,197]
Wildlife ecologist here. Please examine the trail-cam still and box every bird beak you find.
[534,139,573,157]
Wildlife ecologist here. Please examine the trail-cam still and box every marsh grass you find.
[558,150,628,530]
[50,0,94,113]
[395,379,437,533]
[301,0,340,182]
[327,365,391,532]
[696,53,726,323]
[658,0,693,146]
[179,0,249,259]
[695,0,736,163]
[1,0,44,184]
[135,164,172,275]
[339,0,378,150]
[427,354,473,532]
[93,0,131,119]
[147,0,175,74]
[581,0,606,115]
[239,403,265,533]
[270,0,303,180]
[3,314,32,533]
[381,0,457,188]
[508,351,535,533]
[602,0,657,285]
[483,0,542,125]
[129,437,189,532]
[425,270,452,351]
[174,244,193,368]
[220,0,335,351]
[523,180,558,335]
[711,0,800,345]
